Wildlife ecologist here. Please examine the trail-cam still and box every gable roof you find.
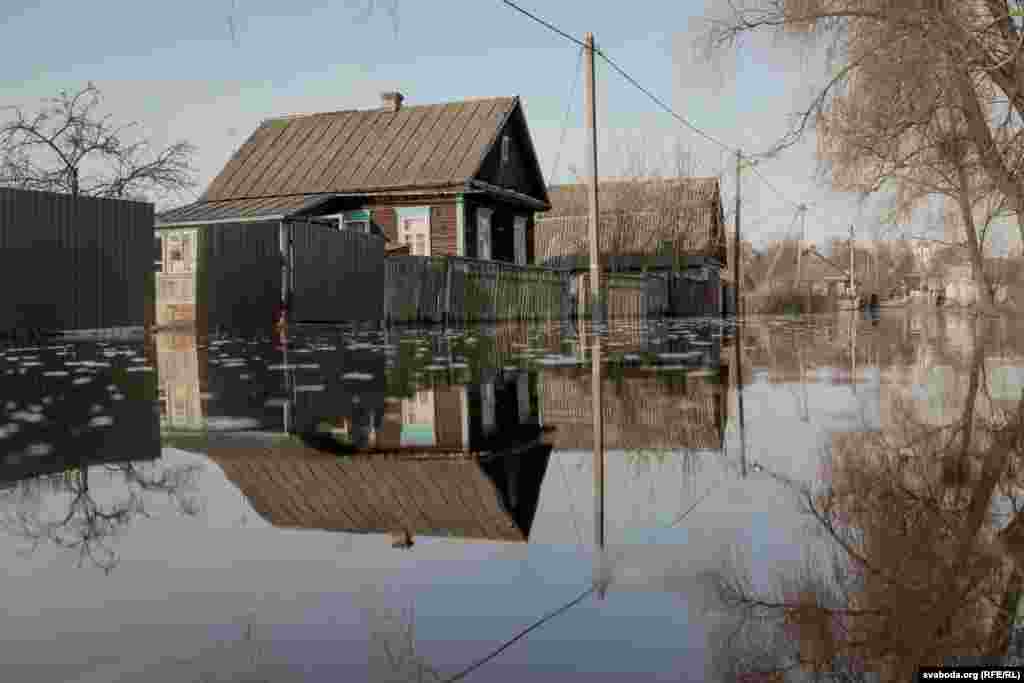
[206,96,524,200]
[158,96,554,226]
[208,445,538,542]
[544,177,721,218]
[535,177,724,265]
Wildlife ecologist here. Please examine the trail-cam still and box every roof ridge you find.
[264,96,517,122]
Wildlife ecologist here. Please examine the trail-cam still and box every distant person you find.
[869,293,879,308]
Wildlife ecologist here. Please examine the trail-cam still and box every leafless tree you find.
[709,322,1024,677]
[0,83,197,203]
[702,0,1024,263]
[0,460,203,574]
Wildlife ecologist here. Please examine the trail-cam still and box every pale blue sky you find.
[0,0,928,249]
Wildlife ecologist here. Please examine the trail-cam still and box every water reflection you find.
[710,314,1024,679]
[9,313,1024,679]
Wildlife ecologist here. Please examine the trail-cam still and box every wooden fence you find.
[572,271,669,319]
[384,256,566,323]
[0,187,154,335]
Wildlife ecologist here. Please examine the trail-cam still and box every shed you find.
[534,177,726,271]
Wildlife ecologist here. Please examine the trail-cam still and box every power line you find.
[445,585,596,682]
[498,0,811,217]
[499,0,587,49]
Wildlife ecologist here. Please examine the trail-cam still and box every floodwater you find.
[3,311,1024,681]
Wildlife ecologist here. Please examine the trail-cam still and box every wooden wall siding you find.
[384,256,565,323]
[0,188,153,334]
[208,446,529,541]
[475,108,546,201]
[540,369,727,451]
[535,212,726,268]
[433,384,465,448]
[372,205,398,243]
[574,272,670,319]
[431,204,458,257]
[290,221,385,322]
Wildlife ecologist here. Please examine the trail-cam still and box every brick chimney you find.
[381,91,404,112]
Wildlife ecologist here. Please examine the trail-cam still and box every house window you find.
[514,215,527,266]
[162,230,196,275]
[501,135,510,165]
[477,208,493,261]
[400,215,431,256]
[338,210,371,234]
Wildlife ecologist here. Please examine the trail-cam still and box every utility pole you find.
[849,224,856,300]
[733,149,741,317]
[584,32,602,322]
[794,204,806,288]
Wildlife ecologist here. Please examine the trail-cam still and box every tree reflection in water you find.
[710,317,1024,681]
[0,460,203,574]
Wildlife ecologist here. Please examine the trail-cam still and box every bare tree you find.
[0,460,203,574]
[0,83,197,203]
[703,0,1024,255]
[710,322,1024,677]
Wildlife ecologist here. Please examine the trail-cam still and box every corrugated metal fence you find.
[0,187,153,334]
[290,221,384,323]
[157,220,385,331]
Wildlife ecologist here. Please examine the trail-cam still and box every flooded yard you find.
[4,311,1024,681]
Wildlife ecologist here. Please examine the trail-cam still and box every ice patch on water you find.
[25,443,53,457]
[43,371,69,377]
[73,377,93,385]
[88,416,114,427]
[341,372,374,381]
[11,411,43,423]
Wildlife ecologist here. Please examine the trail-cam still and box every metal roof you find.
[200,97,520,201]
[155,194,336,227]
[208,445,533,542]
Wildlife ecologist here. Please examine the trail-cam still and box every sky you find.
[0,0,994,251]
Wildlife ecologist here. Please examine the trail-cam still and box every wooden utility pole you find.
[584,32,602,321]
[794,204,807,289]
[849,224,856,300]
[733,150,741,317]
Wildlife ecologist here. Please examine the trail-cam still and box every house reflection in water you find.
[150,327,553,543]
[208,442,551,543]
[539,364,729,452]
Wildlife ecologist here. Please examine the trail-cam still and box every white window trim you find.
[162,229,197,275]
[477,207,493,261]
[513,215,527,266]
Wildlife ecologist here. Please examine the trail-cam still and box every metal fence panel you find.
[0,187,153,334]
[291,222,385,323]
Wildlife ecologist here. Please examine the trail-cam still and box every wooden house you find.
[539,365,729,452]
[534,177,727,315]
[534,177,726,269]
[158,92,550,265]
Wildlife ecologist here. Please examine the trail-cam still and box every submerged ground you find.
[3,310,1024,682]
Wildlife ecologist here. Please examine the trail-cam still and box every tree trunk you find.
[954,159,995,306]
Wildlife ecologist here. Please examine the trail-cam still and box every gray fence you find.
[290,222,384,323]
[0,187,154,335]
[157,219,385,331]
